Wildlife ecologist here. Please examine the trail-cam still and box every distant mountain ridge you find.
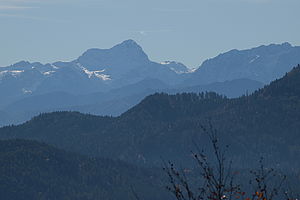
[0,40,186,99]
[186,42,300,85]
[1,40,300,126]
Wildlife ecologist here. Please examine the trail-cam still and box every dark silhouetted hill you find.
[0,139,169,200]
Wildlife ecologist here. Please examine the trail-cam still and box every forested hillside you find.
[0,139,169,200]
[1,65,300,170]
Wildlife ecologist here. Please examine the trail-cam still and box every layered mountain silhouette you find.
[0,40,299,126]
[1,65,300,170]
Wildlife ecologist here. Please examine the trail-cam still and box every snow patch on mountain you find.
[187,68,197,73]
[22,88,32,94]
[249,55,260,63]
[51,64,59,69]
[43,71,56,76]
[0,70,24,78]
[160,61,190,74]
[94,73,111,81]
[76,63,111,81]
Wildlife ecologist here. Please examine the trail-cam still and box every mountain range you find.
[1,42,300,198]
[1,65,300,171]
[186,42,300,85]
[0,40,300,126]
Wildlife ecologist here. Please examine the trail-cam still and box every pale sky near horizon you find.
[0,0,299,68]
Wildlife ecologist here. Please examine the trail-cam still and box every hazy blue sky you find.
[0,0,299,68]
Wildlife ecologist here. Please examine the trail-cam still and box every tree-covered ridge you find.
[123,92,228,122]
[254,65,300,98]
[0,139,169,200]
[1,65,300,169]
